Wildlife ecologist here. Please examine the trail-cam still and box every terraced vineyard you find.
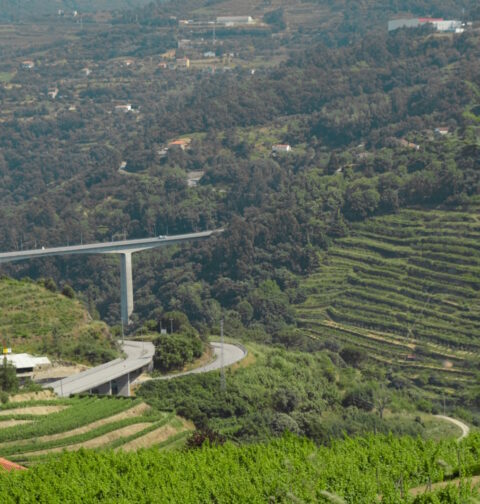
[298,203,480,394]
[0,396,192,465]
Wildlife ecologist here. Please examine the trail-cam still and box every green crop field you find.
[3,433,480,502]
[297,202,480,395]
[0,396,192,464]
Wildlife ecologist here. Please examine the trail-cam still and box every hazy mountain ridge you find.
[0,0,154,21]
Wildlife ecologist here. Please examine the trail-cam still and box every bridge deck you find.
[46,341,155,397]
[0,230,222,263]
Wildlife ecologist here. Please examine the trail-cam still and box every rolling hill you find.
[0,277,118,365]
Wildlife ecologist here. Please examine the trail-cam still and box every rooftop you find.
[6,353,51,369]
[0,458,27,472]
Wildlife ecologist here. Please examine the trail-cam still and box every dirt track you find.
[0,405,67,416]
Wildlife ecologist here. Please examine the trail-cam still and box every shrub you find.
[61,284,75,299]
[342,385,374,411]
[185,428,226,450]
[153,333,203,372]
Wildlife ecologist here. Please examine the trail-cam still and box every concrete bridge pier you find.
[115,373,130,397]
[120,252,134,327]
[96,381,112,395]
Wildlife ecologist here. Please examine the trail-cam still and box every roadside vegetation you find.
[139,343,467,443]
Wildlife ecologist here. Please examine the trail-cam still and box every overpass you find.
[45,340,247,397]
[0,230,223,326]
[46,340,155,397]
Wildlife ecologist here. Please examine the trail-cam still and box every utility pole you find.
[121,320,125,345]
[220,318,226,391]
[170,318,173,334]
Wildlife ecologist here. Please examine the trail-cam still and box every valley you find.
[0,0,480,501]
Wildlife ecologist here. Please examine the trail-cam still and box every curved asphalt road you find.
[46,341,246,396]
[149,342,247,381]
[435,414,470,441]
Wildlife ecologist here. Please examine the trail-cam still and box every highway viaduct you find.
[0,230,223,327]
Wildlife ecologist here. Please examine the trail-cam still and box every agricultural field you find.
[3,433,480,502]
[0,395,192,465]
[297,202,480,397]
[0,277,118,364]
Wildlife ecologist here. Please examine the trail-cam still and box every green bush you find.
[61,284,75,299]
[153,333,203,372]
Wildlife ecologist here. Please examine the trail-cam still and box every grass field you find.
[297,202,480,395]
[0,396,192,465]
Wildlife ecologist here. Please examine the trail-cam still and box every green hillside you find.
[297,201,480,396]
[0,277,118,364]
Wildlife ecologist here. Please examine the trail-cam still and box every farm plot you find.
[297,206,480,392]
[0,396,192,464]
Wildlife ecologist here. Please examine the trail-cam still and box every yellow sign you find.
[3,348,7,355]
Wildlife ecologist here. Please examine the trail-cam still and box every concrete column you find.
[116,373,130,397]
[120,252,134,326]
[97,381,112,395]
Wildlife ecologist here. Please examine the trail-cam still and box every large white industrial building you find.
[388,18,464,33]
[216,16,254,26]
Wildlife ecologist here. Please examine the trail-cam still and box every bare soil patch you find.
[0,405,67,416]
[9,391,55,403]
[33,363,89,382]
[409,475,480,497]
[119,424,180,451]
[0,420,32,428]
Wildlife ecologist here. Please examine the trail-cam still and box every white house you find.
[388,18,463,33]
[5,353,51,374]
[272,144,292,153]
[48,87,59,99]
[216,16,254,26]
[115,104,132,113]
[434,127,449,137]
